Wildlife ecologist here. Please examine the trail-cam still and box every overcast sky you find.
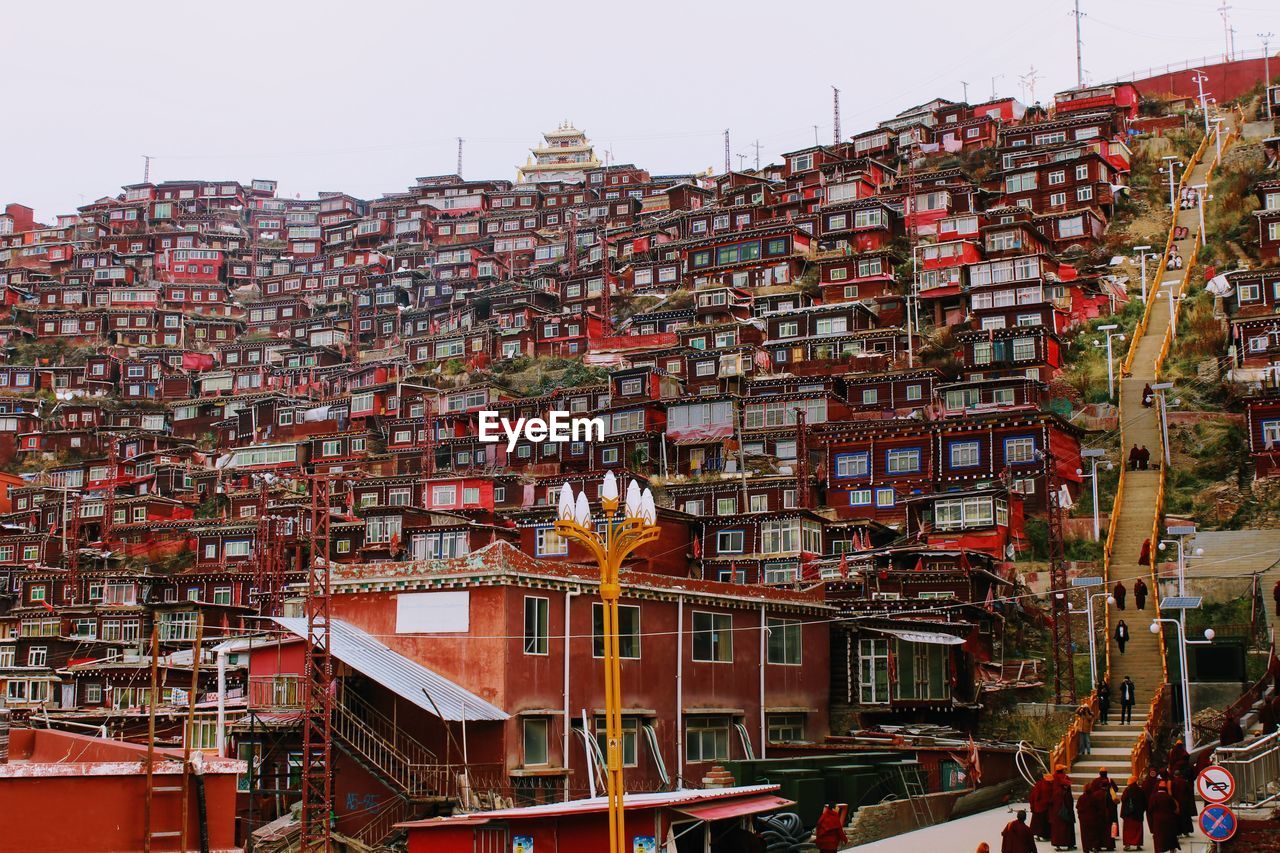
[2,0,1275,221]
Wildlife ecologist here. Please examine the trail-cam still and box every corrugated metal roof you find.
[270,617,508,722]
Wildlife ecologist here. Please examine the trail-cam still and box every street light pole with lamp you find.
[1080,449,1113,541]
[1133,246,1152,303]
[1192,71,1211,138]
[1151,382,1176,467]
[1160,285,1181,340]
[1150,610,1215,750]
[1190,182,1210,248]
[1069,577,1115,689]
[1093,324,1125,401]
[555,472,659,853]
[1260,33,1275,120]
[1159,157,1183,213]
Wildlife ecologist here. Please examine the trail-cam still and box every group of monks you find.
[1026,747,1200,852]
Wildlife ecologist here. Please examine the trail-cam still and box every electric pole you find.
[832,86,841,143]
[1261,33,1275,119]
[456,137,464,177]
[1071,0,1086,88]
[142,155,152,183]
[1218,2,1232,61]
[723,129,731,174]
[812,125,820,146]
[961,80,969,103]
[751,140,762,171]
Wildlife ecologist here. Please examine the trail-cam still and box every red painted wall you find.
[0,730,240,853]
[1132,55,1277,103]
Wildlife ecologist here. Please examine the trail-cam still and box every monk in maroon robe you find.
[1050,767,1077,850]
[1170,770,1196,837]
[1002,809,1038,853]
[1167,740,1189,774]
[1120,776,1147,851]
[1029,774,1055,840]
[1085,769,1119,849]
[1146,782,1180,852]
[1078,786,1110,852]
[1133,578,1148,609]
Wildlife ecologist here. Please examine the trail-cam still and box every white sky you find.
[2,0,1275,221]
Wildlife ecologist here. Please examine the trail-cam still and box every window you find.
[522,718,549,766]
[906,384,922,401]
[1004,172,1036,193]
[1048,170,1066,185]
[862,388,878,405]
[767,618,802,665]
[835,453,870,478]
[1049,192,1067,207]
[692,611,733,662]
[535,526,568,556]
[886,448,921,474]
[592,603,640,658]
[1076,185,1093,201]
[895,639,950,700]
[594,716,639,767]
[716,529,746,554]
[716,497,736,516]
[523,596,549,655]
[949,441,981,468]
[28,646,48,667]
[686,716,730,762]
[875,488,895,507]
[768,714,806,743]
[1004,436,1037,464]
[859,638,890,704]
[777,322,799,338]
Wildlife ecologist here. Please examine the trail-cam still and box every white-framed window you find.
[859,638,890,704]
[949,441,981,468]
[766,618,802,665]
[523,596,549,655]
[1005,436,1037,463]
[691,611,733,662]
[886,448,921,474]
[535,526,568,556]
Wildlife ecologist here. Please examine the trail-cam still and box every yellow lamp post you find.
[554,472,659,853]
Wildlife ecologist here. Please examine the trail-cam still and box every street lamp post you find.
[1161,286,1181,339]
[555,473,659,853]
[1152,382,1175,467]
[1159,157,1183,213]
[1191,182,1209,248]
[1133,246,1152,302]
[1150,617,1215,750]
[1080,449,1113,541]
[1092,324,1126,401]
[1070,580,1115,689]
[1192,71,1211,138]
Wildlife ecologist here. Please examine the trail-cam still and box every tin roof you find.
[270,617,508,722]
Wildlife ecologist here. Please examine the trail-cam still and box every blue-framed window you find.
[948,440,981,469]
[849,488,873,506]
[885,447,922,474]
[1261,419,1280,446]
[834,452,870,478]
[716,530,745,554]
[1003,435,1038,465]
[875,488,896,507]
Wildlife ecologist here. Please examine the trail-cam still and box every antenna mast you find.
[832,86,842,143]
[456,137,464,177]
[723,129,731,174]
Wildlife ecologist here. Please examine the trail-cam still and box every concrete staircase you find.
[1065,146,1225,789]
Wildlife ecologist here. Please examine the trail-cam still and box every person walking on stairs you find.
[1219,714,1244,747]
[1097,681,1111,725]
[1001,809,1038,853]
[1119,676,1136,725]
[1120,776,1147,851]
[1113,581,1126,610]
[1114,620,1130,655]
[1128,444,1142,470]
[1138,539,1151,566]
[1133,579,1148,610]
[1030,773,1055,841]
[1050,765,1077,851]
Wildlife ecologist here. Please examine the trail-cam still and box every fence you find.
[1214,729,1280,807]
[1102,49,1274,86]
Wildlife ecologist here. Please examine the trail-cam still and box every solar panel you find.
[1071,576,1104,587]
[1160,596,1203,610]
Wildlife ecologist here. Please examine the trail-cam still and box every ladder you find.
[898,765,933,827]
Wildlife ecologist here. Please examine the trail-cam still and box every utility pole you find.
[1043,451,1077,705]
[961,80,969,103]
[1071,0,1086,88]
[991,73,1004,100]
[1231,26,1239,61]
[723,129,731,174]
[1218,2,1233,61]
[1261,33,1275,119]
[142,155,152,184]
[456,137,464,177]
[832,86,841,143]
[751,140,763,171]
[812,125,820,146]
[1020,65,1042,106]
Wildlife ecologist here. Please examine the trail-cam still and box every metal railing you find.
[1214,729,1280,807]
[335,687,442,798]
[1131,682,1169,781]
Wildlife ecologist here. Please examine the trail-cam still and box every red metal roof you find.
[673,793,794,821]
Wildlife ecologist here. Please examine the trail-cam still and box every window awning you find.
[874,628,966,646]
[675,793,794,822]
